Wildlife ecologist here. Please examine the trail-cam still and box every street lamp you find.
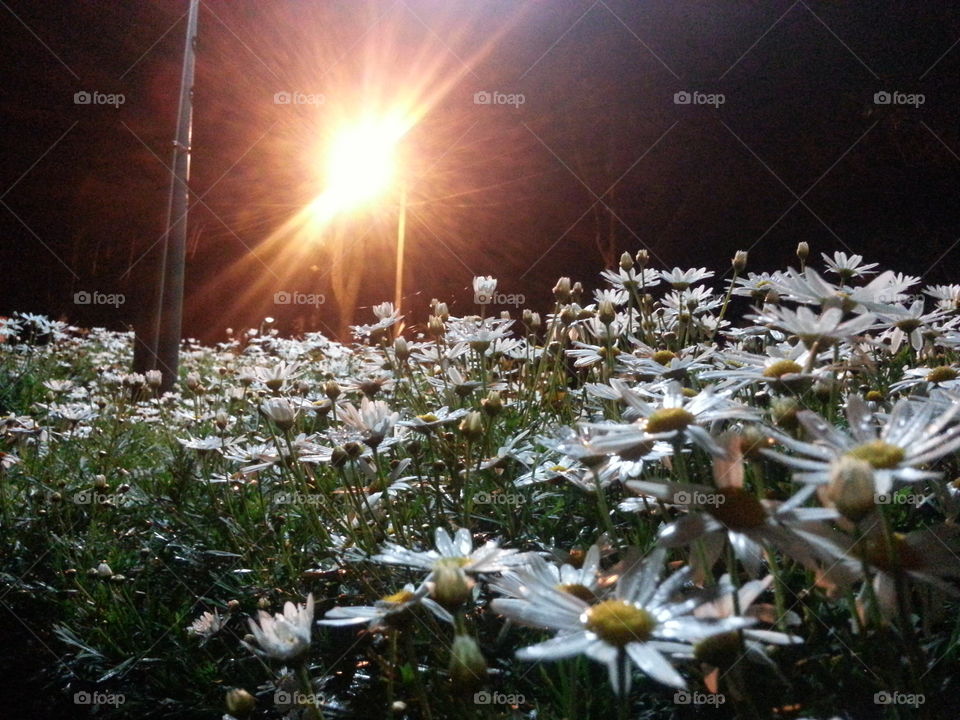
[312,114,411,327]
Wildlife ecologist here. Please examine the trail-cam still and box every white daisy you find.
[490,547,753,693]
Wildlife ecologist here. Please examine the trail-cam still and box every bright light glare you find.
[323,117,406,213]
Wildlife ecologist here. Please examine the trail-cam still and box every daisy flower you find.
[871,297,947,354]
[752,305,876,349]
[319,582,452,629]
[769,267,914,312]
[589,381,756,457]
[490,547,753,693]
[889,364,960,394]
[681,575,802,692]
[187,609,226,639]
[396,406,470,434]
[601,266,661,292]
[660,267,715,290]
[491,544,603,603]
[373,528,531,609]
[923,284,960,312]
[763,392,960,494]
[339,397,399,450]
[243,594,314,661]
[821,251,878,281]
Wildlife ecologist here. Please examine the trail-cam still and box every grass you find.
[2,255,960,719]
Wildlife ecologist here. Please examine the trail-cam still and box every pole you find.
[154,0,199,392]
[393,182,407,333]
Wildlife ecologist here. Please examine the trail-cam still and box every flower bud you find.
[635,249,649,268]
[430,563,474,610]
[428,316,446,338]
[449,634,488,694]
[619,251,634,271]
[459,411,484,441]
[770,397,800,430]
[796,241,809,262]
[553,277,572,303]
[324,380,340,400]
[571,282,584,304]
[598,300,616,325]
[732,250,748,273]
[225,688,256,718]
[481,391,503,417]
[827,456,876,521]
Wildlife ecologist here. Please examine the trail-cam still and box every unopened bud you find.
[797,241,809,262]
[226,688,256,717]
[481,391,503,417]
[430,563,474,611]
[459,411,484,441]
[827,456,876,521]
[553,277,572,303]
[324,380,340,400]
[732,250,748,273]
[428,316,446,338]
[449,634,488,694]
[571,282,584,303]
[393,336,410,362]
[619,251,634,271]
[598,300,616,325]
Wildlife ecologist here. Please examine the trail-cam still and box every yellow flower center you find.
[434,556,472,569]
[381,589,416,605]
[708,487,768,530]
[584,600,657,647]
[645,408,695,434]
[762,360,803,378]
[417,413,440,423]
[556,583,599,604]
[846,441,905,469]
[652,350,677,365]
[925,366,958,384]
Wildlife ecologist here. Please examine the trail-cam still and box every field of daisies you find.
[2,248,960,719]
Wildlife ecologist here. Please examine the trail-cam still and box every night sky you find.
[2,1,959,342]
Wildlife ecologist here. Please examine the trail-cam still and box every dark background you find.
[2,1,959,342]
